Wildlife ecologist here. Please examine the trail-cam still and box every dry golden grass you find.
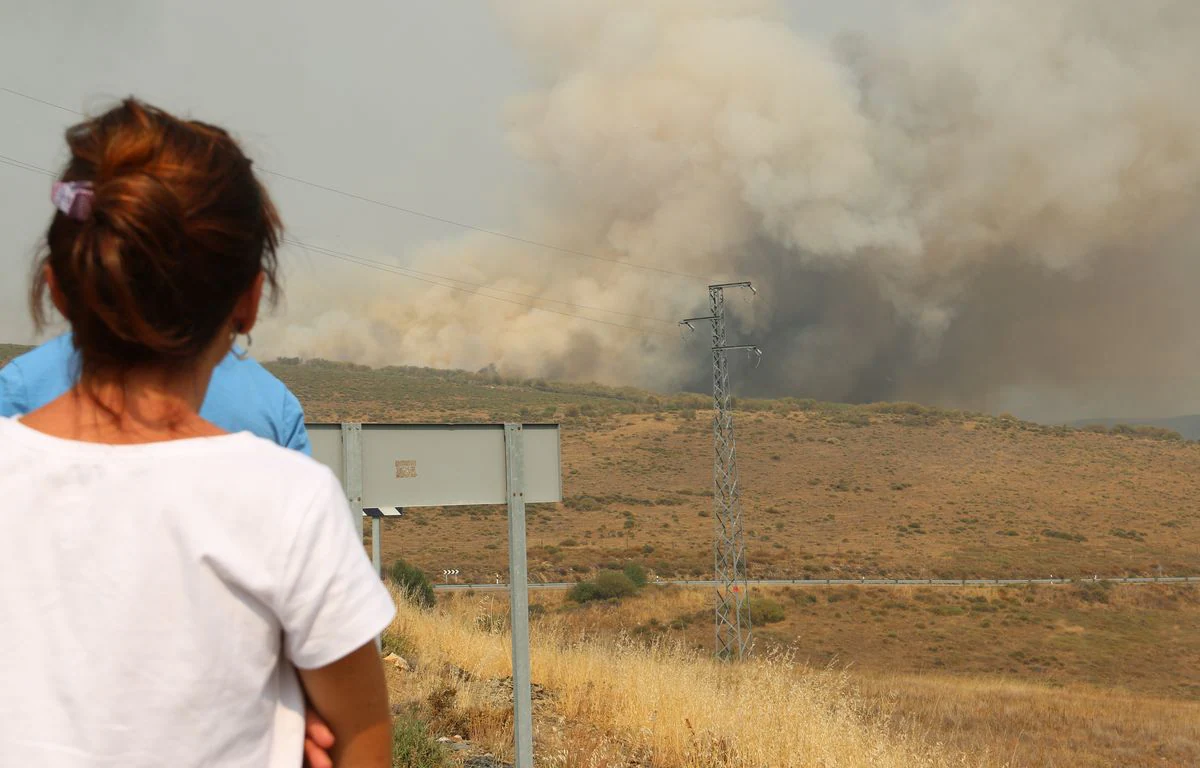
[513,582,1200,698]
[387,589,1200,767]
[856,673,1200,768]
[385,589,971,768]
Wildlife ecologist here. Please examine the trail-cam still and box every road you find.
[434,575,1199,592]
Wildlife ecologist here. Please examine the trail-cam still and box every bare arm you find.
[298,642,392,768]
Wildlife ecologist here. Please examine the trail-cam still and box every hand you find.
[304,706,336,768]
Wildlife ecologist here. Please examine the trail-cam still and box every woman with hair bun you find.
[0,99,394,768]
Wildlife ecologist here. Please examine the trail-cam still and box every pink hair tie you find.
[51,180,95,220]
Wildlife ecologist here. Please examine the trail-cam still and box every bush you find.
[1075,580,1113,604]
[570,570,639,603]
[595,570,638,599]
[568,581,602,603]
[388,559,436,608]
[748,597,786,624]
[930,605,966,616]
[381,631,414,659]
[392,713,448,767]
[1042,529,1087,543]
[623,562,648,587]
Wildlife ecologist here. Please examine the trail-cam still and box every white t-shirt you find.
[0,417,396,767]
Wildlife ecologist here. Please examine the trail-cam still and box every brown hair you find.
[32,98,282,381]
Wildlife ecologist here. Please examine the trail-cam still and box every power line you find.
[265,168,706,281]
[0,87,80,116]
[0,153,55,177]
[1,84,709,282]
[287,238,675,338]
[282,237,676,325]
[0,149,673,339]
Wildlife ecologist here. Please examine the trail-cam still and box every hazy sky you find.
[21,1,1183,425]
[0,0,920,343]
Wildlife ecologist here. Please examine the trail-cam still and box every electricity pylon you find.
[681,282,760,661]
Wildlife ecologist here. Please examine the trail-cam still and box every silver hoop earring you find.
[235,333,252,361]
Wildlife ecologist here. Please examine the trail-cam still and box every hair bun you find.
[33,97,282,377]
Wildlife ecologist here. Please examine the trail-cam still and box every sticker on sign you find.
[395,460,417,479]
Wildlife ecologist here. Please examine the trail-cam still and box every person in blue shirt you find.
[0,333,310,455]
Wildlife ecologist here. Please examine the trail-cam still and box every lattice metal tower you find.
[681,282,760,661]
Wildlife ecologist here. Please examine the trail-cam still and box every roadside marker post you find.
[307,421,560,768]
[504,423,534,768]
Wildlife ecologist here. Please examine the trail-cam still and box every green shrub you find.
[1075,581,1113,604]
[594,570,638,599]
[388,558,436,608]
[623,562,648,587]
[381,631,414,659]
[930,605,966,616]
[568,581,602,603]
[392,713,448,767]
[1109,528,1145,541]
[570,570,639,603]
[748,597,786,624]
[1042,529,1087,543]
[832,411,871,427]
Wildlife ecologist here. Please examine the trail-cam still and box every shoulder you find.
[214,354,305,421]
[213,352,291,394]
[5,334,76,375]
[222,431,332,486]
[0,336,76,416]
[193,433,344,529]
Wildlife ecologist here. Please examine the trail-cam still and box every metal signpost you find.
[307,422,560,768]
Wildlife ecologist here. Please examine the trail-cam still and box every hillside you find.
[264,359,1200,584]
[3,349,1197,582]
[1073,414,1200,441]
[0,344,30,367]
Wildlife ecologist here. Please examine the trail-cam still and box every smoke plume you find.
[263,0,1200,421]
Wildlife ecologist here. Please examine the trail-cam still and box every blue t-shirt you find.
[0,334,311,455]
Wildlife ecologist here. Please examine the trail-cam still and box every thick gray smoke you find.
[264,0,1200,421]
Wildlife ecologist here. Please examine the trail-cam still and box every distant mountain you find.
[0,344,31,367]
[1070,415,1200,441]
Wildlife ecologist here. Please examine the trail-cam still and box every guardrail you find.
[434,575,1200,591]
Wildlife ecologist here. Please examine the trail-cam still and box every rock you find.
[382,652,410,671]
[464,757,511,768]
[452,735,464,743]
[444,663,474,682]
[383,653,400,662]
[497,676,551,702]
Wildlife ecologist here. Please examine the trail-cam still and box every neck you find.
[80,365,213,425]
[22,361,225,445]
